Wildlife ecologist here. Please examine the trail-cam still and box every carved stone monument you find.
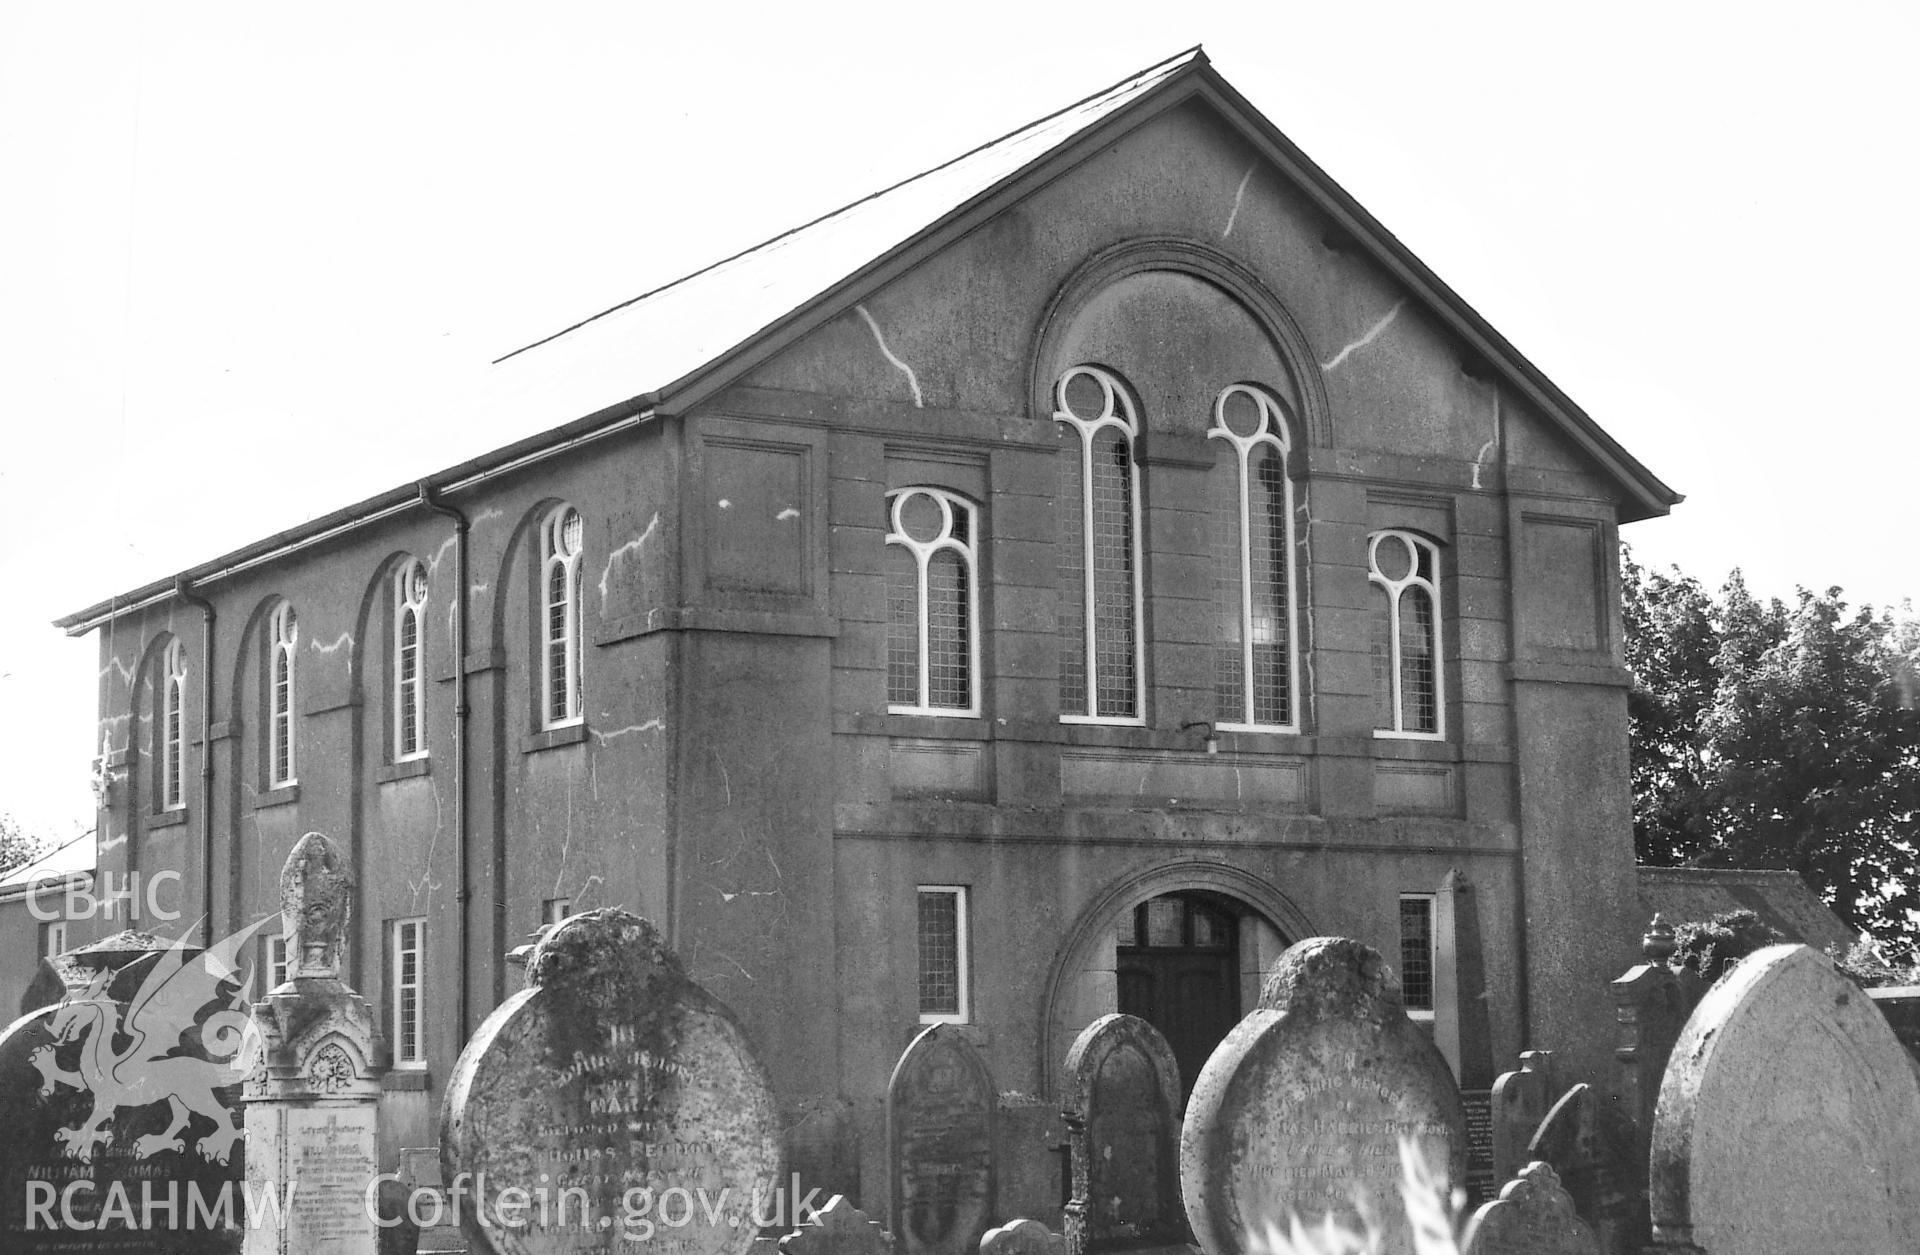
[442,907,783,1255]
[244,831,390,1255]
[1487,1049,1554,1186]
[1060,1013,1185,1255]
[0,924,270,1252]
[1647,943,1920,1254]
[1179,936,1466,1255]
[1464,1161,1597,1255]
[887,1025,997,1255]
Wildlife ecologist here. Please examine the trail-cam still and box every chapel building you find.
[49,48,1678,1214]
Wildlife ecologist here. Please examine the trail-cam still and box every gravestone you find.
[1060,1013,1185,1255]
[243,832,389,1255]
[1464,1161,1597,1255]
[1487,1050,1554,1186]
[442,908,783,1255]
[1647,943,1920,1253]
[779,1194,890,1255]
[0,919,273,1252]
[886,1024,997,1255]
[980,1219,1063,1255]
[1179,937,1466,1255]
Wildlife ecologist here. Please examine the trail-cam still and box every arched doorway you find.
[1116,891,1243,1097]
[1041,860,1313,1100]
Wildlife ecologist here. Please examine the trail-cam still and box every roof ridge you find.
[492,45,1206,366]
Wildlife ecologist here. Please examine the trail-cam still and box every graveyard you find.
[5,827,1919,1253]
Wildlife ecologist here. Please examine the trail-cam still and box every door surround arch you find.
[1038,859,1315,1098]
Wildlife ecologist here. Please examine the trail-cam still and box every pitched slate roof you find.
[57,46,1679,634]
[1637,866,1856,954]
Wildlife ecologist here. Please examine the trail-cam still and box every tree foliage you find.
[0,814,49,878]
[1624,550,1920,957]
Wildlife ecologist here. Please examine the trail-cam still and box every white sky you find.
[3,1,1915,841]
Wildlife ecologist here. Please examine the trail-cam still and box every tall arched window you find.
[885,487,979,716]
[1208,384,1297,730]
[1370,530,1443,738]
[161,639,187,811]
[541,504,585,728]
[393,559,429,761]
[1055,366,1144,723]
[268,603,299,786]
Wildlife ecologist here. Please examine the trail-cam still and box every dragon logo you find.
[28,917,272,1165]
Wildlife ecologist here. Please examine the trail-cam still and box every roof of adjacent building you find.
[57,46,1681,636]
[1636,866,1856,954]
[0,829,96,903]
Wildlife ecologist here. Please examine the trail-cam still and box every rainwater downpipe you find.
[419,482,472,1046]
[174,577,216,949]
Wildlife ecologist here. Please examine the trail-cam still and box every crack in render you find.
[309,631,353,655]
[597,512,660,604]
[1223,162,1256,238]
[591,719,666,744]
[1321,299,1407,372]
[854,304,924,408]
[1471,391,1503,491]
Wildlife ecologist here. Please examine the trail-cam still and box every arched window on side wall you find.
[268,602,299,786]
[1208,384,1298,731]
[160,639,187,811]
[1369,529,1443,738]
[392,559,429,761]
[885,487,980,716]
[541,504,585,728]
[1054,365,1144,723]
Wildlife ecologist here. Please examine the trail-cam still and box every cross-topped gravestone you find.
[443,908,783,1255]
[1647,943,1920,1254]
[1060,1014,1185,1255]
[1179,937,1466,1255]
[1464,1162,1597,1255]
[887,1025,997,1255]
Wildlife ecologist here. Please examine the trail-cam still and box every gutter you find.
[56,399,659,637]
[174,577,217,948]
[418,483,473,1047]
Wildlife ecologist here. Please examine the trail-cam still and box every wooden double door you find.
[1115,891,1246,1099]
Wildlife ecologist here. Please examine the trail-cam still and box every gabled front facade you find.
[52,49,1676,1219]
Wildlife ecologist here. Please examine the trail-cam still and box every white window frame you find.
[42,920,67,959]
[1208,384,1300,732]
[885,487,981,717]
[542,898,572,928]
[540,505,585,729]
[161,638,188,810]
[917,885,971,1025]
[391,917,426,1067]
[1398,892,1437,1023]
[267,933,291,989]
[392,559,429,761]
[268,602,299,786]
[1369,529,1446,740]
[1054,366,1146,725]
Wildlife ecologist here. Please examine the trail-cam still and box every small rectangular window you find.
[917,886,970,1024]
[267,934,291,989]
[41,920,67,959]
[1399,893,1436,1020]
[391,918,426,1066]
[542,898,572,929]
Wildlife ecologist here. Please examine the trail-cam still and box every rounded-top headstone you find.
[1649,943,1920,1254]
[1179,936,1466,1255]
[442,909,782,1255]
